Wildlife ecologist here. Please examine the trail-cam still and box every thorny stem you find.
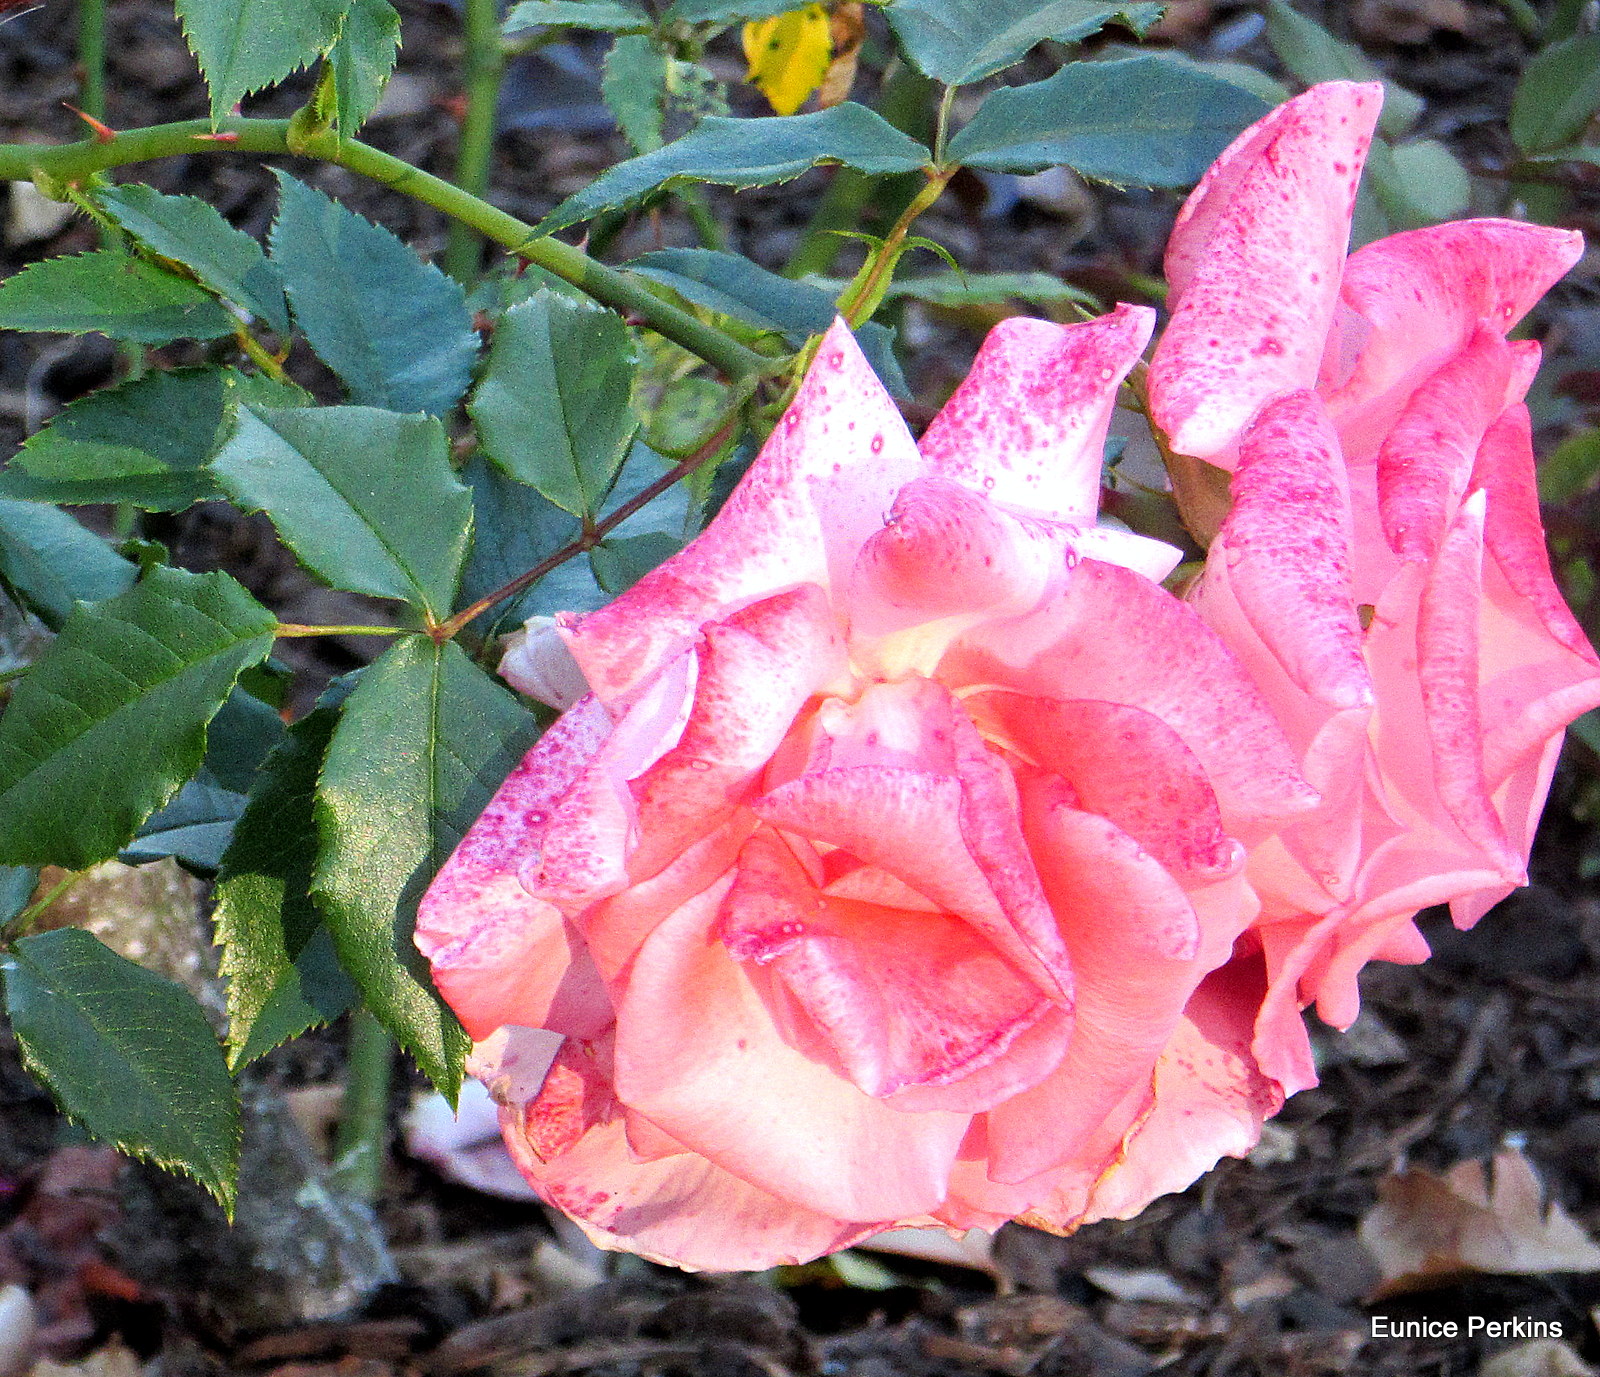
[433,404,750,641]
[330,1008,394,1203]
[233,323,291,382]
[441,0,508,283]
[78,0,107,123]
[834,166,953,327]
[0,119,772,382]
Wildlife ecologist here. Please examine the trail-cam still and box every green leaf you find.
[664,0,808,18]
[120,771,247,872]
[175,0,346,121]
[945,56,1271,186]
[885,0,1163,86]
[591,530,681,593]
[1367,137,1471,230]
[313,638,539,1097]
[541,104,930,234]
[329,0,402,132]
[881,270,1097,309]
[628,248,836,342]
[0,867,37,928]
[0,250,236,344]
[211,405,472,620]
[1541,427,1600,505]
[269,173,479,415]
[1511,31,1600,156]
[603,34,669,153]
[204,686,288,793]
[505,0,653,32]
[0,499,135,630]
[1,928,240,1212]
[469,292,639,518]
[456,457,599,636]
[98,184,290,334]
[216,700,357,1069]
[0,566,276,868]
[10,368,231,512]
[854,320,909,401]
[1262,0,1422,138]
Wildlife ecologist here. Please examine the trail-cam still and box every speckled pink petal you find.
[611,884,970,1222]
[718,830,1064,1108]
[1416,490,1521,874]
[501,1115,883,1271]
[1326,219,1584,440]
[985,791,1206,1184]
[917,304,1155,521]
[628,584,846,878]
[970,692,1239,882]
[1076,955,1284,1225]
[943,559,1319,842]
[1218,390,1372,710]
[417,696,615,1040]
[849,477,1063,633]
[562,318,923,707]
[1474,404,1600,666]
[1147,82,1382,463]
[1377,324,1513,562]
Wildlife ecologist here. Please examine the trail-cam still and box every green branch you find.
[0,119,772,382]
[442,0,508,283]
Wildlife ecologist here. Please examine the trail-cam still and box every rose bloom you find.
[416,305,1327,1270]
[1146,81,1600,1096]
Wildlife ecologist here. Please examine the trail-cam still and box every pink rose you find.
[1147,81,1600,1093]
[417,309,1318,1270]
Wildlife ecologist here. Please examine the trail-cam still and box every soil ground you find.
[4,2,1600,1374]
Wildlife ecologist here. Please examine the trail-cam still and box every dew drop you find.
[528,810,548,824]
[828,350,844,368]
[982,476,996,490]
[870,434,884,454]
[689,758,713,771]
[1099,367,1114,381]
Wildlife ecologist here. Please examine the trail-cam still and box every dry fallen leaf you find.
[1359,1149,1600,1296]
[1480,1339,1596,1377]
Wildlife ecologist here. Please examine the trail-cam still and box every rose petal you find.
[1377,324,1513,562]
[502,1115,882,1271]
[1326,219,1584,448]
[1075,954,1284,1226]
[1217,390,1372,710]
[1474,404,1600,666]
[718,830,1065,1108]
[1415,489,1521,873]
[417,696,615,1040]
[612,882,970,1221]
[917,304,1156,522]
[971,692,1239,881]
[1147,82,1382,463]
[629,584,847,877]
[944,558,1319,841]
[562,319,923,706]
[986,792,1209,1183]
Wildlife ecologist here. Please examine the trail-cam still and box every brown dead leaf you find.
[816,3,864,109]
[1359,1149,1600,1296]
[1480,1340,1596,1377]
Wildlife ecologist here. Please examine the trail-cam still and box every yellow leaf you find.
[742,5,832,117]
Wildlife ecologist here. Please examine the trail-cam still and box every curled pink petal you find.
[1325,220,1584,453]
[1377,324,1514,562]
[1148,82,1382,463]
[563,318,923,707]
[1218,391,1371,711]
[918,304,1155,521]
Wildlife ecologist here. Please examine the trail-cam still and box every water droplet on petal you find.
[829,350,844,368]
[870,434,884,454]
